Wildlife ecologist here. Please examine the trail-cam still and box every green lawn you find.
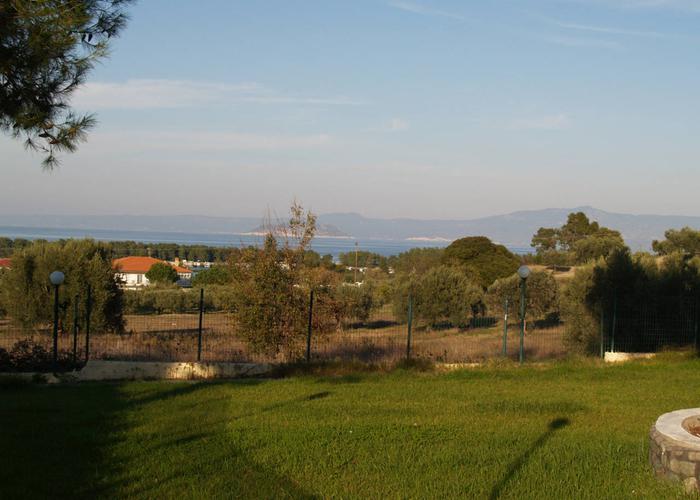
[2,357,700,499]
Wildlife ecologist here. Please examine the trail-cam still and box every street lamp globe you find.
[49,271,65,286]
[517,265,531,280]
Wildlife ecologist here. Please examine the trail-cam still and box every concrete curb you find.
[77,360,272,381]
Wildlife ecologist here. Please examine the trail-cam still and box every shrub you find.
[560,264,599,354]
[391,266,483,329]
[485,271,560,321]
[442,237,520,289]
[335,282,376,323]
[145,262,178,285]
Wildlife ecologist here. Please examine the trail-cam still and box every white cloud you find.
[71,79,362,110]
[509,114,571,131]
[539,35,624,50]
[388,1,465,20]
[387,118,410,131]
[548,19,667,38]
[85,130,333,153]
[565,0,700,11]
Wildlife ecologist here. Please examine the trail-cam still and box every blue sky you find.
[2,0,700,219]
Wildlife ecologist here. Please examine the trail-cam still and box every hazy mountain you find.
[2,206,699,250]
[320,207,700,250]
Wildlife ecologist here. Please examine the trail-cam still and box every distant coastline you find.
[0,225,463,258]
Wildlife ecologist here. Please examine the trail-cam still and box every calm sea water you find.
[0,226,529,258]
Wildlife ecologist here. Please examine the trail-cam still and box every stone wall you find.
[650,409,700,494]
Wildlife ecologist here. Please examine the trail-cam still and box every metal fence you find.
[1,288,698,372]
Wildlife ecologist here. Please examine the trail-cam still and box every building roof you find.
[112,256,191,275]
[0,258,11,269]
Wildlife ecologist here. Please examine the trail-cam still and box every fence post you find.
[599,305,605,359]
[519,279,526,364]
[694,300,698,352]
[502,298,509,357]
[52,283,60,372]
[406,294,413,360]
[84,285,92,363]
[306,289,314,363]
[197,288,204,362]
[611,296,617,353]
[72,295,79,366]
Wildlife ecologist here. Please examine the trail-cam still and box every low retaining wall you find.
[78,360,272,381]
[650,408,700,493]
[604,352,656,363]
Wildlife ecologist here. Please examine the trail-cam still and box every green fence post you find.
[502,298,509,357]
[599,306,605,359]
[406,294,413,360]
[519,279,526,364]
[611,296,617,353]
[306,289,314,363]
[84,285,92,364]
[197,288,204,362]
[72,295,79,366]
[694,301,698,352]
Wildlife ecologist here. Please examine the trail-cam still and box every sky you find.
[2,0,700,220]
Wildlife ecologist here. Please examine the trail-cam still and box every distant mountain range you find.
[1,206,699,250]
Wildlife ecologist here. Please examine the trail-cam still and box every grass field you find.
[2,356,699,498]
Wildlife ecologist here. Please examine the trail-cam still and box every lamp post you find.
[517,265,530,364]
[49,271,65,371]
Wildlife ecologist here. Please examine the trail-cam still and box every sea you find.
[0,226,530,259]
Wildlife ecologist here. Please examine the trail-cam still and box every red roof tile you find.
[112,256,190,274]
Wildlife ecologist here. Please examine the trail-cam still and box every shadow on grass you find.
[488,417,570,500]
[0,380,320,499]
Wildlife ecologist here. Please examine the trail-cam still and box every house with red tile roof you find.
[0,258,11,269]
[112,256,192,288]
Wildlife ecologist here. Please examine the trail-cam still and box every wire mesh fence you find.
[2,288,699,372]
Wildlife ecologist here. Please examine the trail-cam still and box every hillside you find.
[2,206,700,250]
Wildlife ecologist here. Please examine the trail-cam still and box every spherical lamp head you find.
[49,271,65,286]
[517,265,531,280]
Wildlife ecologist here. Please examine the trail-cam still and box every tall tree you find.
[530,212,625,264]
[1,0,133,168]
[652,227,700,256]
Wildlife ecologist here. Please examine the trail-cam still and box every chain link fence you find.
[1,287,698,372]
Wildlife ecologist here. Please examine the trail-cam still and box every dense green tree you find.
[0,239,123,331]
[335,282,376,323]
[338,250,388,270]
[572,232,625,264]
[391,266,482,328]
[442,236,520,289]
[1,0,133,168]
[485,271,560,321]
[531,212,625,264]
[652,227,700,256]
[416,266,483,328]
[144,262,178,285]
[388,247,444,275]
[560,264,599,354]
[191,266,232,287]
[530,227,559,254]
[559,212,601,249]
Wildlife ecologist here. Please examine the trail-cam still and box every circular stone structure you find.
[650,409,700,493]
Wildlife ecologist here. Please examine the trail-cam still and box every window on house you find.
[136,274,142,284]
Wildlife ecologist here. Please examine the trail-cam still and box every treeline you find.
[0,237,236,262]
